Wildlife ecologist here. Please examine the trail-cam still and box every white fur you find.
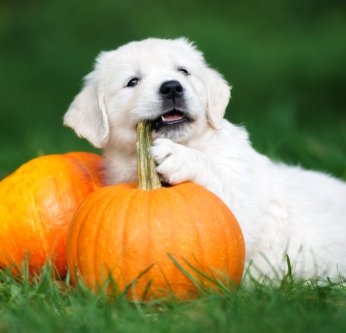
[64,38,346,279]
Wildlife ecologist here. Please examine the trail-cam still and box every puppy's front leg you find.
[151,138,225,198]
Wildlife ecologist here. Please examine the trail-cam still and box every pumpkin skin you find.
[67,182,245,300]
[0,152,103,276]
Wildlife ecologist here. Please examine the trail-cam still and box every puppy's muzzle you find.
[150,80,192,131]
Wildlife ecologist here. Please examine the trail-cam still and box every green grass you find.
[0,264,346,333]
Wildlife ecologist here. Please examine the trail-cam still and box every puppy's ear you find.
[63,73,109,148]
[205,67,231,129]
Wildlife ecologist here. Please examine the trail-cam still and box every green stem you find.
[136,121,162,190]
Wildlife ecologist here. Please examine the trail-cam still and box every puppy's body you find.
[64,38,346,278]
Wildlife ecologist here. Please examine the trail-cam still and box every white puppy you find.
[64,38,346,279]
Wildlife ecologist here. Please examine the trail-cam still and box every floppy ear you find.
[205,67,231,129]
[63,74,110,148]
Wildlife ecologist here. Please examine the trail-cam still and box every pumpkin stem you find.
[136,121,162,190]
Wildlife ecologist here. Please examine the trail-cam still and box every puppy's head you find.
[64,38,230,149]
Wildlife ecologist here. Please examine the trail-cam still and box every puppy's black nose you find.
[159,80,183,99]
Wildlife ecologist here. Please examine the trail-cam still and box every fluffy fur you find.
[64,38,346,278]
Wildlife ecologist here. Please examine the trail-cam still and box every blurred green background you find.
[1,0,345,180]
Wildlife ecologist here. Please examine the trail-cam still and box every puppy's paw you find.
[151,138,175,164]
[151,138,199,185]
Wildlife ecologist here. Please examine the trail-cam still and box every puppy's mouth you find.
[151,109,192,131]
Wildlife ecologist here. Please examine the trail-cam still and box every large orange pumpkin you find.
[0,152,103,276]
[67,122,245,300]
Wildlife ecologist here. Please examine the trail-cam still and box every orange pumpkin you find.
[0,152,103,276]
[67,122,245,300]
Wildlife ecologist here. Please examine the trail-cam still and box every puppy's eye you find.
[178,67,190,76]
[127,77,140,87]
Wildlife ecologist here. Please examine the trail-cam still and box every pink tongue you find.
[162,113,183,122]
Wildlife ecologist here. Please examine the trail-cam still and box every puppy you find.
[64,38,346,279]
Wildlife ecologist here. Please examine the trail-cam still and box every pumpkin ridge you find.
[75,187,114,284]
[146,192,152,288]
[102,186,136,289]
[92,189,123,287]
[208,195,233,277]
[171,184,206,278]
[120,189,140,290]
[189,185,244,283]
[138,191,152,294]
[217,200,245,282]
[66,190,89,281]
[189,185,229,279]
[148,188,174,294]
[74,196,100,285]
[31,186,49,269]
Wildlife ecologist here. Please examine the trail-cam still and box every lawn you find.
[0,264,345,333]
